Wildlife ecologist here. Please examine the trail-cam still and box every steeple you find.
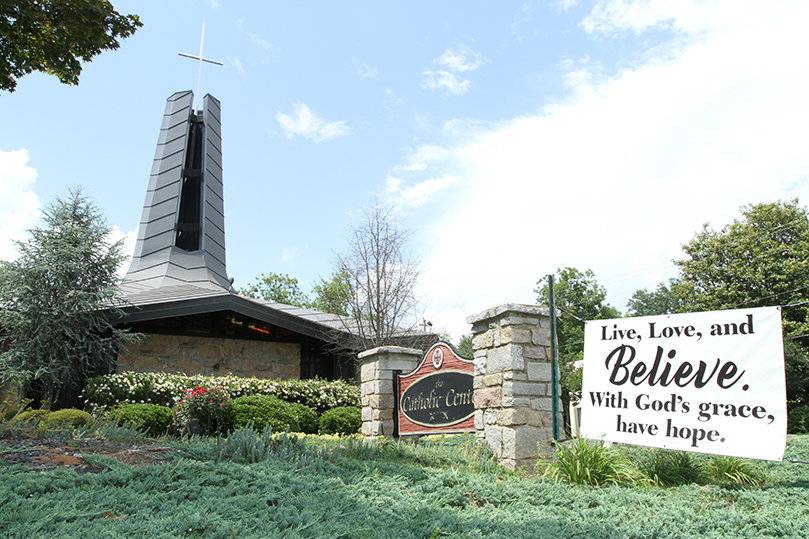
[124,90,231,290]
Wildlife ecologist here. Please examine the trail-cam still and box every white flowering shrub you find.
[82,372,359,414]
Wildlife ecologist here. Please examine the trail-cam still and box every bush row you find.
[82,372,360,414]
[789,405,809,434]
[111,398,361,437]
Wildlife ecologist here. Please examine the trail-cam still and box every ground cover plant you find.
[2,426,809,538]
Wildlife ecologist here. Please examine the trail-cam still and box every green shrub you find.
[543,438,642,486]
[788,406,809,434]
[287,402,318,434]
[41,408,91,429]
[110,403,173,437]
[319,406,362,436]
[15,409,52,423]
[83,372,359,413]
[225,395,300,434]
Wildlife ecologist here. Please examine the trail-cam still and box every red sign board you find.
[394,341,475,436]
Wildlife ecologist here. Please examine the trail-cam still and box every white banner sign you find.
[580,306,786,461]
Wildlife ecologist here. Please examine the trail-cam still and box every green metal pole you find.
[548,275,560,441]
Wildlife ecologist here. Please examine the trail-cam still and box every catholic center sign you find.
[394,342,475,436]
[580,306,787,461]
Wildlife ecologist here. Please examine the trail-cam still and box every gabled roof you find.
[109,281,351,342]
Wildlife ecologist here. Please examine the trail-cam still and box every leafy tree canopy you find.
[536,267,620,403]
[311,269,353,317]
[239,272,315,309]
[673,199,809,408]
[456,334,473,358]
[626,278,683,317]
[239,270,354,317]
[0,188,133,407]
[675,199,809,339]
[0,1,141,92]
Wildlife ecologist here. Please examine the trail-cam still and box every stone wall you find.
[117,333,301,379]
[467,303,559,471]
[359,346,421,438]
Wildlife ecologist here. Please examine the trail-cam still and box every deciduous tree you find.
[626,278,683,317]
[239,272,315,309]
[674,199,809,409]
[332,204,425,351]
[311,269,353,317]
[0,1,141,92]
[536,268,620,408]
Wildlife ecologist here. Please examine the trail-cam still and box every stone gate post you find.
[359,346,421,438]
[467,304,560,471]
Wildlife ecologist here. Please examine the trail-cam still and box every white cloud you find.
[108,225,137,278]
[438,45,488,73]
[511,3,534,43]
[387,175,460,208]
[0,149,40,262]
[412,0,809,334]
[424,45,487,95]
[209,0,221,9]
[422,70,470,95]
[230,56,246,78]
[347,59,378,79]
[237,20,274,51]
[282,248,298,262]
[395,145,450,172]
[556,0,581,12]
[275,103,351,142]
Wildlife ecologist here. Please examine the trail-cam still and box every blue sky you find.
[2,0,808,340]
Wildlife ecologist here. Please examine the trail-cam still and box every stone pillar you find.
[359,346,421,438]
[467,304,559,471]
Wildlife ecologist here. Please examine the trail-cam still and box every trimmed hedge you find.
[287,403,319,434]
[109,403,174,437]
[225,395,303,434]
[40,409,91,429]
[83,372,359,414]
[15,409,52,423]
[319,406,362,436]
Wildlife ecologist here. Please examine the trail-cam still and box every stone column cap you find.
[466,303,551,324]
[358,345,423,359]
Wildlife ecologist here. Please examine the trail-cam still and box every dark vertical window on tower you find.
[176,117,205,251]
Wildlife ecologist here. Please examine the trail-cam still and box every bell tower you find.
[123,90,231,291]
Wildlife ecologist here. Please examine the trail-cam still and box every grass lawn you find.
[1,432,808,538]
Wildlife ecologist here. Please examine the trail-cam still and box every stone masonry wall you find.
[117,334,301,379]
[467,303,559,471]
[359,346,421,438]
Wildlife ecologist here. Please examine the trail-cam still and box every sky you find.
[2,0,809,342]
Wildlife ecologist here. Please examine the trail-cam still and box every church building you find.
[107,91,355,381]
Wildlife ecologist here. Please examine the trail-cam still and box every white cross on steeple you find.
[178,22,223,113]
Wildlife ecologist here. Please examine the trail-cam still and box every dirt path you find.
[0,437,180,472]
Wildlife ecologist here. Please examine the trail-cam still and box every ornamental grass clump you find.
[543,438,643,486]
[705,455,766,487]
[640,448,705,487]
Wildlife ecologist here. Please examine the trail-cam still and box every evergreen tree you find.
[0,189,133,407]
